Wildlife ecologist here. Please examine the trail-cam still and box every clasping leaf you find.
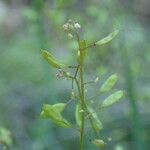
[40,103,71,128]
[95,30,119,46]
[0,127,12,147]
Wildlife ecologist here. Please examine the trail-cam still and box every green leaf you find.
[100,74,118,92]
[52,103,66,113]
[75,103,82,127]
[40,103,71,128]
[92,139,106,148]
[41,50,66,69]
[0,127,12,147]
[100,90,124,108]
[88,106,103,131]
[95,30,119,46]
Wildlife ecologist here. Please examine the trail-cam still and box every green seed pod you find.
[100,90,124,108]
[100,74,118,92]
[96,30,119,46]
[92,139,106,148]
[75,103,82,127]
[42,50,66,69]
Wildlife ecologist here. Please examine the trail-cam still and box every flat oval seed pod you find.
[95,30,119,46]
[42,50,66,69]
[100,74,118,92]
[100,90,124,108]
[92,139,106,148]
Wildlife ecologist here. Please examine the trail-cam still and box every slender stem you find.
[75,79,99,138]
[75,32,101,149]
[84,81,95,85]
[81,43,96,51]
[87,92,101,101]
[79,62,85,150]
[88,116,99,138]
[75,32,86,150]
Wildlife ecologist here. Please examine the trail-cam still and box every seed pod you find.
[75,103,82,127]
[42,50,66,69]
[100,90,124,108]
[100,74,118,92]
[92,139,106,148]
[96,30,119,46]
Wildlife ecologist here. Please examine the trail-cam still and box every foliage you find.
[0,127,12,150]
[40,20,124,150]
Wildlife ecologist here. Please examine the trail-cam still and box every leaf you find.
[100,74,118,92]
[40,103,71,128]
[92,139,106,148]
[41,50,66,69]
[88,106,103,131]
[75,103,82,127]
[100,90,124,108]
[0,127,12,147]
[95,30,119,46]
[52,103,66,113]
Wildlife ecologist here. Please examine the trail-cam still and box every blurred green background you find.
[0,0,150,150]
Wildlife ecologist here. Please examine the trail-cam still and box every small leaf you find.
[88,106,103,131]
[52,103,66,113]
[41,50,66,69]
[95,30,119,46]
[100,90,124,108]
[92,139,106,148]
[100,74,118,92]
[40,103,71,128]
[75,103,82,127]
[0,127,12,147]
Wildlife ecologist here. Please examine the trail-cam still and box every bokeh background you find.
[0,0,150,150]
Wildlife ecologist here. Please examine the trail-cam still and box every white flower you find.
[74,23,81,29]
[63,22,74,31]
[68,33,73,39]
[62,23,69,31]
[94,77,99,83]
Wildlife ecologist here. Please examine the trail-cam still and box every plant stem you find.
[79,64,85,150]
[76,32,86,150]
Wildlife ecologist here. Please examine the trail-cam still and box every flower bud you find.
[68,33,73,39]
[94,77,99,83]
[74,23,81,30]
[62,23,69,31]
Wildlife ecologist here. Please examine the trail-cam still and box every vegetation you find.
[0,0,149,150]
[40,20,124,149]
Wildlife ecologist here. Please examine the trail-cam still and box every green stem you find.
[75,79,99,138]
[79,66,85,150]
[75,32,86,150]
[79,50,85,150]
